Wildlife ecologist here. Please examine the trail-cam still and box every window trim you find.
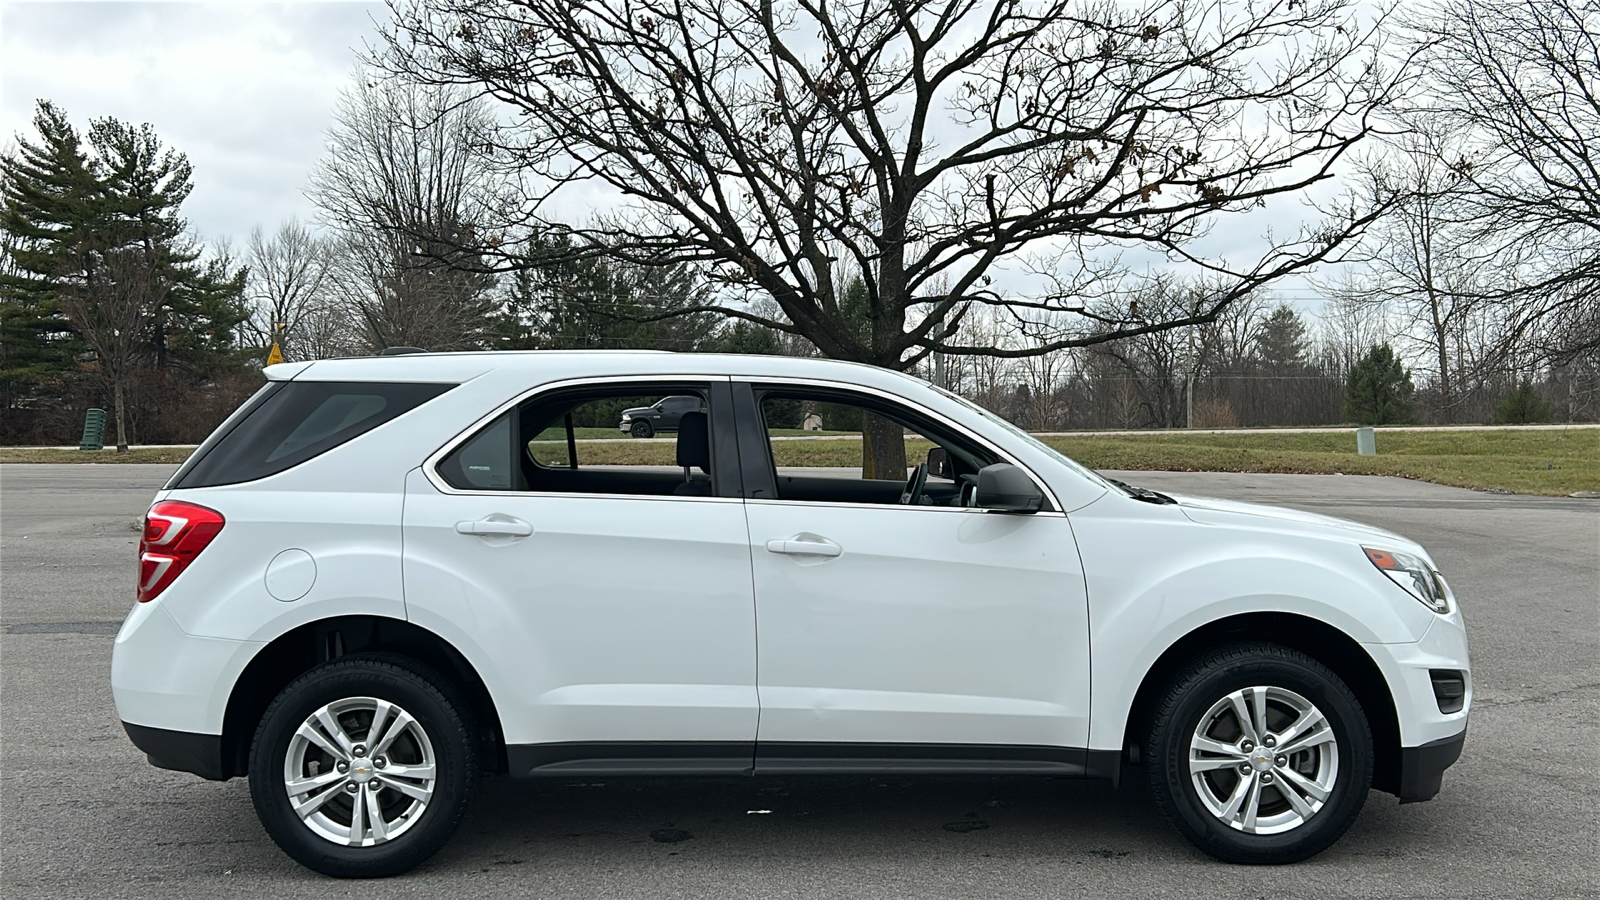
[422,375,741,502]
[733,376,1064,515]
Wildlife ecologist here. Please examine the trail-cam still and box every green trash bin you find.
[78,408,107,451]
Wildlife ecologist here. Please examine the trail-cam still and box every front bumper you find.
[1363,610,1470,802]
[1397,730,1466,802]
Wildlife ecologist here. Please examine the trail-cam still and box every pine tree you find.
[500,237,720,351]
[1345,344,1415,425]
[0,102,92,427]
[1492,379,1553,424]
[1256,304,1309,374]
[0,101,246,450]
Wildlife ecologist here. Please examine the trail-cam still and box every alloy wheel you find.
[282,696,437,847]
[1188,685,1339,835]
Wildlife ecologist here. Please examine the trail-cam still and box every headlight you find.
[621,413,632,421]
[1363,546,1451,613]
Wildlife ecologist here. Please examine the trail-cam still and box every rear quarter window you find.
[172,381,454,488]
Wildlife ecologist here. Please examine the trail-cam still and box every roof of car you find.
[266,351,929,392]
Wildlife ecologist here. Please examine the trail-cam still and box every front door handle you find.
[766,537,842,557]
[455,517,534,537]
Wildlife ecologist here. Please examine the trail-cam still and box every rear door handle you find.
[765,537,842,557]
[455,517,534,537]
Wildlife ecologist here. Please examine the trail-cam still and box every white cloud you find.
[1,1,383,246]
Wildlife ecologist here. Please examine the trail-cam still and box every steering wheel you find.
[898,462,928,506]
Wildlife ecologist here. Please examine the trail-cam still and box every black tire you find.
[630,420,653,438]
[1146,643,1372,864]
[249,654,478,877]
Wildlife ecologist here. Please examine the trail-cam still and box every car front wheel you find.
[630,420,653,438]
[249,654,477,877]
[1147,643,1372,864]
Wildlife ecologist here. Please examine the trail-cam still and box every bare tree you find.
[1405,0,1600,365]
[1340,130,1500,418]
[1083,275,1207,427]
[943,307,1014,411]
[1015,344,1073,430]
[1196,292,1269,375]
[310,75,501,351]
[384,0,1399,470]
[244,219,338,360]
[58,249,164,451]
[1315,274,1394,376]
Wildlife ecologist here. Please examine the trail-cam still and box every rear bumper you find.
[1396,729,1466,803]
[122,722,228,781]
[111,602,260,734]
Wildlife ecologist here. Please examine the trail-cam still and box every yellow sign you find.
[266,342,283,366]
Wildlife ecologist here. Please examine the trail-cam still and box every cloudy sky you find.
[2,1,1337,308]
[1,1,383,248]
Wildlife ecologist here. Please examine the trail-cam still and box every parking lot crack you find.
[1474,682,1600,708]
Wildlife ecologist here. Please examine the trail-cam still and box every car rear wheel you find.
[1147,643,1372,864]
[630,420,653,438]
[249,654,477,877]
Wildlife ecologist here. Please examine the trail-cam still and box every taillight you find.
[138,500,225,602]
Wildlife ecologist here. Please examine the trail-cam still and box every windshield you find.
[931,385,1116,490]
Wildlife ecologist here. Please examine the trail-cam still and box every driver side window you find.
[756,390,989,507]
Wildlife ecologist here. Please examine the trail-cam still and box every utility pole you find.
[1186,325,1196,428]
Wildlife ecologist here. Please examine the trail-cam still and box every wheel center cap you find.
[349,756,375,783]
[1250,749,1275,772]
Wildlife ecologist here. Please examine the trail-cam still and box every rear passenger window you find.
[174,382,454,488]
[433,383,720,497]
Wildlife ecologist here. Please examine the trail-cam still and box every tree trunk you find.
[113,378,129,454]
[860,410,907,481]
[1435,334,1451,423]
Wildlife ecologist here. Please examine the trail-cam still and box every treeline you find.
[936,282,1598,431]
[6,0,1600,446]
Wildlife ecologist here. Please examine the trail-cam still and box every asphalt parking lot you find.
[1,464,1596,899]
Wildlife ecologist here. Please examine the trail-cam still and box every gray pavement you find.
[1,464,1596,898]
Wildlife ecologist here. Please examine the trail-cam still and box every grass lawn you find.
[1041,429,1599,496]
[0,446,199,464]
[3,428,1595,496]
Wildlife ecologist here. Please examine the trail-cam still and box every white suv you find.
[112,352,1470,877]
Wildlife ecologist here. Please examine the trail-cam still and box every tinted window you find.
[437,412,514,490]
[662,396,701,413]
[175,381,454,488]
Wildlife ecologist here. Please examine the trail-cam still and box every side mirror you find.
[976,463,1044,513]
[927,446,954,480]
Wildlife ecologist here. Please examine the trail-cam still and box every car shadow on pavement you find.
[429,773,1181,870]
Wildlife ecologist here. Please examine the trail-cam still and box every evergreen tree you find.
[1256,304,1309,374]
[0,101,246,449]
[1492,379,1553,424]
[500,238,721,351]
[1344,344,1415,425]
[0,103,91,426]
[709,320,784,355]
